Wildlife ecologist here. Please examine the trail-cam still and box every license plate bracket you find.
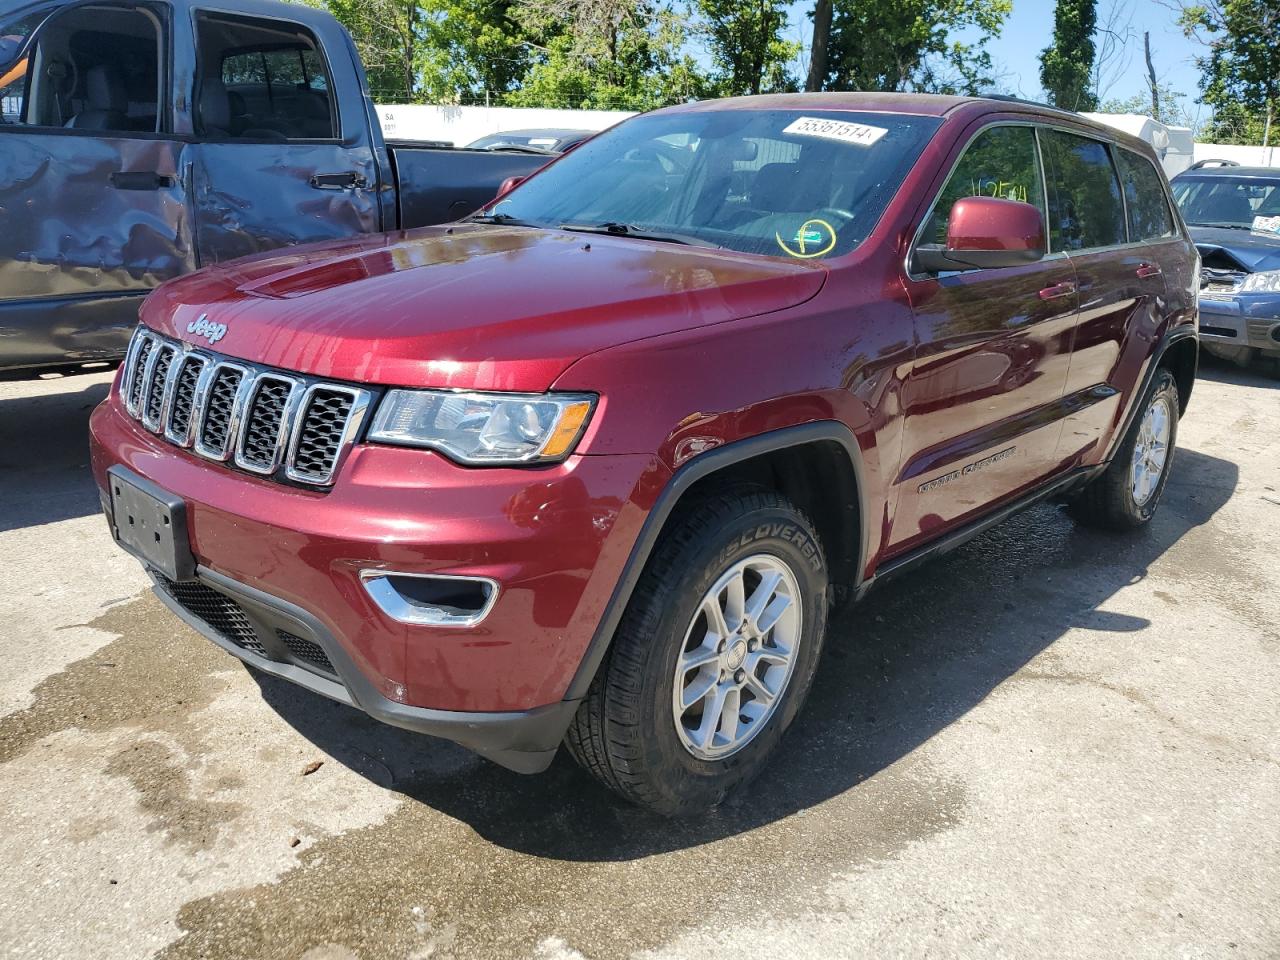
[106,466,196,582]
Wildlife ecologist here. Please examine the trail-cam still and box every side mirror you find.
[914,196,1047,273]
[495,176,524,199]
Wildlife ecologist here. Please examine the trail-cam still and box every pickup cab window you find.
[0,3,162,132]
[195,12,336,141]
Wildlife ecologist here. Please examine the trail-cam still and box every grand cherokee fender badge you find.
[187,314,228,345]
[918,446,1016,493]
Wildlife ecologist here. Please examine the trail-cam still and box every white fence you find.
[375,104,635,147]
[1190,141,1279,169]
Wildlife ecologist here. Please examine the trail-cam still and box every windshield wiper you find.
[464,212,537,226]
[1188,221,1252,230]
[557,221,723,249]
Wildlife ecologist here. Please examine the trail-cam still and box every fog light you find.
[360,571,498,627]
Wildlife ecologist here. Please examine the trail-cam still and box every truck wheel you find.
[1070,368,1179,530]
[566,487,828,815]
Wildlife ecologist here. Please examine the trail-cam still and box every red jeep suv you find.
[90,94,1198,814]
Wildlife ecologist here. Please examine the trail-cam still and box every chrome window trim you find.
[284,383,373,486]
[905,118,1162,282]
[233,373,306,475]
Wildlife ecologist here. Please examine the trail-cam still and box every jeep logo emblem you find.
[186,314,227,345]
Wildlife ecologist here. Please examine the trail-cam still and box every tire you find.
[1070,367,1179,530]
[566,486,829,815]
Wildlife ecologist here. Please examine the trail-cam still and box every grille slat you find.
[196,367,246,458]
[165,356,206,445]
[237,377,294,471]
[127,337,155,414]
[289,388,357,484]
[142,345,177,429]
[122,329,369,488]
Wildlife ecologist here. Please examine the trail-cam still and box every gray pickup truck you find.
[0,0,550,374]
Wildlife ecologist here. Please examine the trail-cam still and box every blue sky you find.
[783,0,1208,120]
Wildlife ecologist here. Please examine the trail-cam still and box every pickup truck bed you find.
[0,0,550,374]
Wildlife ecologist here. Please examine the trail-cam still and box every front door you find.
[892,124,1079,556]
[188,10,380,265]
[0,1,193,368]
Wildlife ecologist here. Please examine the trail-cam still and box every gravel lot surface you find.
[1,359,1276,960]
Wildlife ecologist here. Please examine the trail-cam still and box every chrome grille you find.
[119,327,372,487]
[164,355,206,445]
[197,366,246,458]
[142,343,177,430]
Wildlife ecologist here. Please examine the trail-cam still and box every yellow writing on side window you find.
[968,179,1028,203]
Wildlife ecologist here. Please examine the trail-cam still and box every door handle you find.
[109,171,176,190]
[1136,263,1163,279]
[1038,280,1076,301]
[309,172,369,190]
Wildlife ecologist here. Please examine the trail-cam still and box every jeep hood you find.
[142,225,827,391]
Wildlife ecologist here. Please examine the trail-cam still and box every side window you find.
[1115,149,1175,240]
[1041,129,1127,251]
[0,4,162,133]
[195,13,337,141]
[926,126,1045,244]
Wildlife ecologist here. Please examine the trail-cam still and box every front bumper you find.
[1198,294,1280,355]
[89,389,661,768]
[149,564,578,772]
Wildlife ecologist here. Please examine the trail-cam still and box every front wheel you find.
[1070,368,1180,530]
[565,487,828,815]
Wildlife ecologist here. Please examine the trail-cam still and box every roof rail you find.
[1188,159,1241,170]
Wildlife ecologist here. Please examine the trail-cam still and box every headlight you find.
[368,389,595,464]
[1240,269,1280,293]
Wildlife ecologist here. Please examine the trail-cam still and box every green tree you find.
[508,0,704,109]
[1099,86,1197,128]
[416,0,531,103]
[1040,0,1099,111]
[821,0,1012,95]
[696,0,799,96]
[319,0,420,101]
[1175,0,1280,147]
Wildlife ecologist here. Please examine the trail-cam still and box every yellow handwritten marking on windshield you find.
[775,218,837,259]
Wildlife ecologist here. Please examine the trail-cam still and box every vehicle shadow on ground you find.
[0,377,111,533]
[1196,352,1280,388]
[253,444,1237,861]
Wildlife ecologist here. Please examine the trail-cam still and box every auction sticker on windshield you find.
[1252,215,1280,238]
[783,117,888,146]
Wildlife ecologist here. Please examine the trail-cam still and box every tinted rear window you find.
[1115,148,1175,240]
[1041,129,1126,251]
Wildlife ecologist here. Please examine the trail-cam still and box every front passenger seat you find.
[65,64,129,131]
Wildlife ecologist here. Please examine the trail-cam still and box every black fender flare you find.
[1103,324,1198,464]
[562,420,870,701]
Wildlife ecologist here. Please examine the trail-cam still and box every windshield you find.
[1172,175,1280,229]
[479,109,942,261]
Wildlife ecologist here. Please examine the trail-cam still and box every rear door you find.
[893,123,1079,555]
[0,0,192,369]
[187,9,380,265]
[1040,130,1172,466]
